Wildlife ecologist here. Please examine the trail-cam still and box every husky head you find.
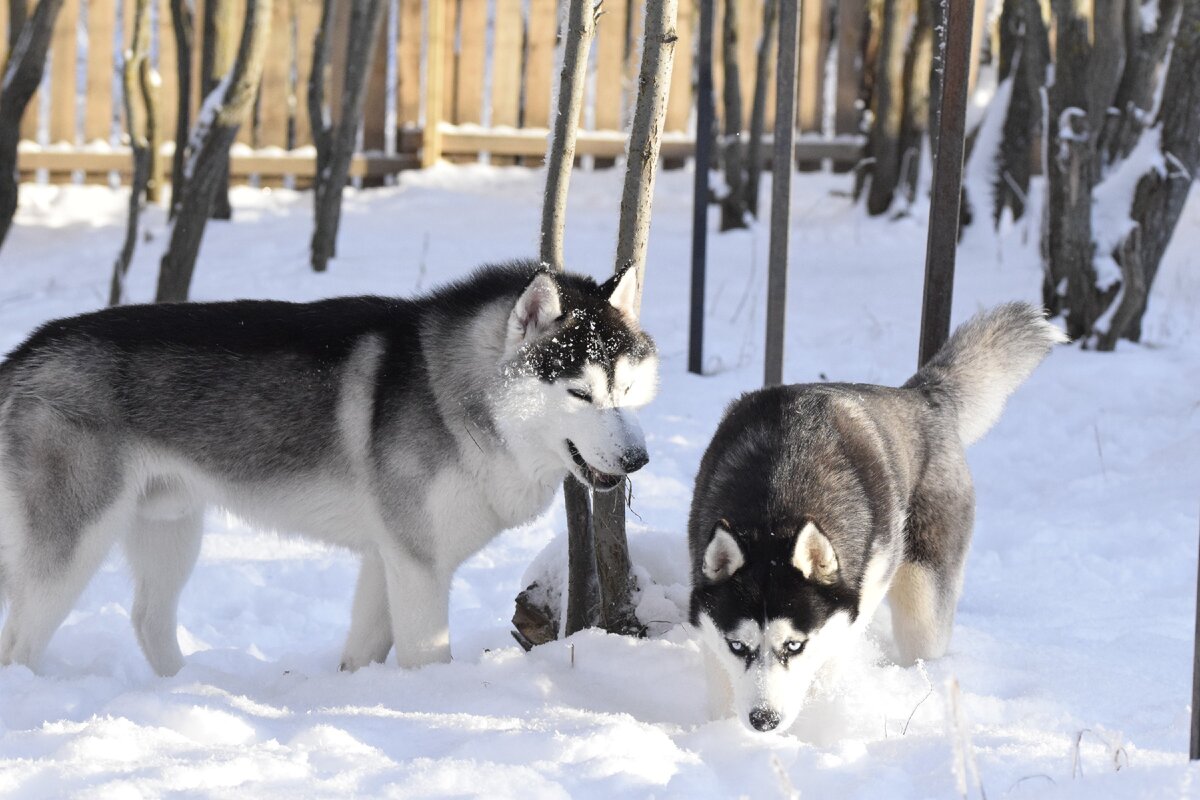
[497,266,658,491]
[691,519,859,732]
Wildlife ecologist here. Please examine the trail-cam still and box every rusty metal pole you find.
[916,0,975,366]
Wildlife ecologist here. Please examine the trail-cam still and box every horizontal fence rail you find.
[2,0,935,186]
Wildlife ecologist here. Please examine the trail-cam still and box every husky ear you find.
[792,521,839,584]
[600,265,640,320]
[702,523,744,582]
[506,273,562,355]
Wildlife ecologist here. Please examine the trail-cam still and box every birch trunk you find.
[592,0,677,635]
[200,0,237,220]
[310,0,387,272]
[156,0,274,302]
[0,0,66,250]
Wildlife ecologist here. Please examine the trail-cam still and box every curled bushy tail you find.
[904,302,1067,446]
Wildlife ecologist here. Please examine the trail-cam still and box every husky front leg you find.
[340,549,394,671]
[378,547,452,668]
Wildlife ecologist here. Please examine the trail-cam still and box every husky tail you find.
[904,302,1067,446]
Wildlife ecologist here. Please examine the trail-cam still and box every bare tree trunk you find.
[863,0,915,215]
[544,0,602,638]
[156,0,274,302]
[745,0,776,219]
[895,0,932,210]
[310,0,387,272]
[1097,0,1181,166]
[201,0,237,220]
[111,0,155,306]
[7,0,27,51]
[307,0,334,190]
[592,0,677,636]
[0,0,66,251]
[1042,0,1104,335]
[1099,0,1199,348]
[993,0,1048,225]
[718,0,746,230]
[169,0,196,220]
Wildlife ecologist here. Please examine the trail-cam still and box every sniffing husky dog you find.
[689,303,1063,733]
[0,261,657,676]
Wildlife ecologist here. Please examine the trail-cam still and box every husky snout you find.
[619,445,649,474]
[749,707,781,732]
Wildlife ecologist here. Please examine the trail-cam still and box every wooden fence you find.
[4,0,984,186]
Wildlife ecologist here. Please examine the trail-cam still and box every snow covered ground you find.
[0,165,1197,798]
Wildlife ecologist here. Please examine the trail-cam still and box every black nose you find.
[619,448,649,474]
[749,707,780,732]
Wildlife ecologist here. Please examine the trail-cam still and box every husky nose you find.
[749,707,780,732]
[619,447,649,474]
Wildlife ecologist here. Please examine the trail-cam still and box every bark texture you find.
[156,0,274,302]
[745,0,776,218]
[718,0,746,230]
[310,0,387,272]
[862,0,915,215]
[0,0,66,250]
[111,0,156,306]
[591,0,677,635]
[993,0,1048,225]
[1099,0,1199,348]
[200,0,237,219]
[169,0,196,220]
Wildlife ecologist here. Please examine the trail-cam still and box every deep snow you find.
[0,165,1197,798]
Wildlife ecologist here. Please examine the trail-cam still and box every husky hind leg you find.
[0,496,136,671]
[378,547,451,668]
[124,488,203,677]
[339,549,394,671]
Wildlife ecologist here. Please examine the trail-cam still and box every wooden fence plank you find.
[156,0,180,146]
[664,0,693,133]
[84,0,119,143]
[396,0,421,127]
[363,0,390,149]
[594,0,627,131]
[834,0,864,136]
[293,0,321,146]
[737,0,759,123]
[797,0,825,135]
[522,0,556,129]
[48,0,79,144]
[454,0,486,124]
[491,0,522,127]
[442,0,459,122]
[255,0,292,147]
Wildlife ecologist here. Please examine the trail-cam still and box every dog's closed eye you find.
[567,388,593,403]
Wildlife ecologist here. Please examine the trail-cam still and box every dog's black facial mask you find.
[689,524,857,638]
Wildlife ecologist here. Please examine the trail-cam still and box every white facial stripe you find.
[613,355,659,409]
[580,364,610,405]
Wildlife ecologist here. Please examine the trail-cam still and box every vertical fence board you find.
[85,0,119,143]
[363,3,390,148]
[623,0,642,122]
[442,0,459,122]
[593,0,627,131]
[797,0,825,135]
[835,0,864,136]
[396,0,421,127]
[255,0,292,147]
[491,0,522,126]
[737,0,759,124]
[522,0,556,151]
[967,0,987,99]
[293,0,321,146]
[156,0,181,146]
[664,0,693,133]
[454,0,485,124]
[48,0,79,144]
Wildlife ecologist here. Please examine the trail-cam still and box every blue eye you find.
[568,389,593,403]
[727,639,749,655]
[783,640,805,655]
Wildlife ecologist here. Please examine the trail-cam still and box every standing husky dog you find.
[0,260,657,675]
[689,303,1063,732]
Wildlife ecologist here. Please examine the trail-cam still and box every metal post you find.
[688,0,715,376]
[916,0,974,366]
[763,0,800,387]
